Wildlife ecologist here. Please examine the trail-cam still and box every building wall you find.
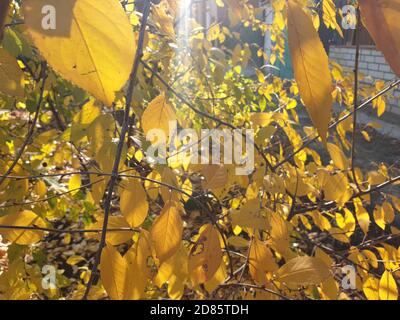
[329,46,400,115]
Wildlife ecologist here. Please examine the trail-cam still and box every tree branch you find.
[350,7,362,192]
[82,1,151,300]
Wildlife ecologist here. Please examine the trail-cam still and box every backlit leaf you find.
[0,47,25,97]
[120,178,149,228]
[359,0,400,76]
[150,201,182,262]
[141,93,177,136]
[379,270,398,300]
[188,224,222,286]
[287,0,333,144]
[249,236,278,284]
[275,256,331,286]
[23,0,136,105]
[0,210,46,245]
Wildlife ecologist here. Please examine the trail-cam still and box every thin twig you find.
[350,7,362,192]
[0,225,139,234]
[82,1,151,300]
[238,235,253,282]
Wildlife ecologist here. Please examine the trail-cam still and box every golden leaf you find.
[379,270,398,300]
[188,224,222,286]
[100,232,151,300]
[141,93,177,136]
[201,164,229,191]
[85,215,134,245]
[0,48,25,97]
[150,201,183,263]
[275,256,331,286]
[120,178,149,228]
[23,0,135,105]
[249,236,278,285]
[327,143,349,170]
[287,0,333,144]
[0,210,46,245]
[363,276,380,300]
[68,174,81,196]
[359,0,400,76]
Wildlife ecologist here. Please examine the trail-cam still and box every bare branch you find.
[82,1,152,300]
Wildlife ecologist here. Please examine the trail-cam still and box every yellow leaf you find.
[227,236,249,248]
[363,276,380,300]
[379,270,398,300]
[87,114,114,157]
[35,180,47,198]
[99,244,129,300]
[382,201,395,224]
[322,0,343,37]
[275,256,331,286]
[23,0,136,105]
[329,227,350,243]
[354,198,371,234]
[335,208,356,237]
[320,276,339,300]
[100,232,151,300]
[68,174,81,196]
[327,143,349,170]
[188,224,222,286]
[150,201,182,262]
[362,250,378,269]
[120,178,149,228]
[124,231,152,299]
[308,211,331,232]
[249,236,278,285]
[66,255,86,266]
[359,0,400,76]
[154,244,189,300]
[141,93,177,136]
[204,261,227,293]
[318,170,352,207]
[268,210,291,257]
[85,215,134,245]
[0,47,25,97]
[361,130,371,142]
[230,199,268,230]
[89,174,109,205]
[215,0,225,8]
[0,210,46,245]
[287,0,333,145]
[144,171,161,200]
[152,5,175,39]
[367,170,386,186]
[374,205,386,230]
[201,164,228,191]
[160,167,180,203]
